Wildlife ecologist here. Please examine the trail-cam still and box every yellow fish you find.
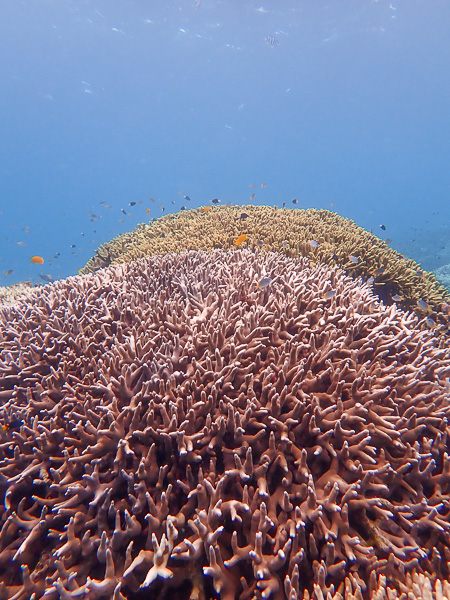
[234,234,247,246]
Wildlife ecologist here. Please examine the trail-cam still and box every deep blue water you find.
[1,0,450,284]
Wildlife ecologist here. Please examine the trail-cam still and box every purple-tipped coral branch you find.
[0,249,450,599]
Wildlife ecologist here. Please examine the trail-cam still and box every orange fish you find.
[250,194,256,200]
[261,183,266,188]
[146,208,150,214]
[234,234,247,246]
[202,206,212,212]
[30,256,44,264]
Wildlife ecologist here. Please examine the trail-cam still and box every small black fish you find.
[181,206,187,211]
[171,200,175,204]
[53,253,60,259]
[211,198,220,204]
[380,224,386,231]
[121,208,127,215]
[184,195,191,201]
[129,201,136,206]
[239,213,249,220]
[292,199,298,204]
[70,244,76,248]
[282,202,286,208]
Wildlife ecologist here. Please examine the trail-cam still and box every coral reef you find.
[79,206,450,327]
[435,263,450,292]
[0,281,37,307]
[1,249,450,600]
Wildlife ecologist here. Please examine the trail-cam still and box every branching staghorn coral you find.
[79,206,450,329]
[1,249,450,599]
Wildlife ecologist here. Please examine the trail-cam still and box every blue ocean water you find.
[1,0,450,284]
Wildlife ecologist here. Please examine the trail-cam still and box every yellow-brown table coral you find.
[79,206,450,330]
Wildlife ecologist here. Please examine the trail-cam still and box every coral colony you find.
[1,249,450,599]
[80,206,450,328]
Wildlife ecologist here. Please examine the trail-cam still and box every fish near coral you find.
[425,316,436,328]
[234,234,247,246]
[256,277,272,289]
[417,300,430,312]
[323,290,336,300]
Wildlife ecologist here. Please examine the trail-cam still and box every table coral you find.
[79,206,450,327]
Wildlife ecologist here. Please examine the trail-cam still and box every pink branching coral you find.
[0,249,450,600]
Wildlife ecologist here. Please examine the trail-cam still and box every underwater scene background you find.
[1,0,450,285]
[3,2,450,600]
